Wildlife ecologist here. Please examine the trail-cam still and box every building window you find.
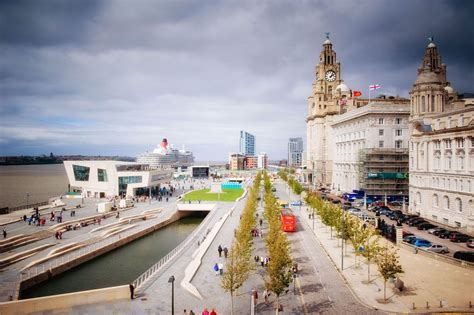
[73,165,90,181]
[395,129,402,136]
[443,218,448,225]
[433,194,438,207]
[97,169,108,182]
[444,196,450,210]
[395,118,402,124]
[378,118,384,124]
[379,141,384,148]
[455,198,462,212]
[454,221,461,228]
[379,129,384,136]
[445,139,452,149]
[379,155,384,160]
[395,140,403,149]
[119,176,142,184]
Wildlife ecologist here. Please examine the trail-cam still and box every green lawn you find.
[182,188,244,202]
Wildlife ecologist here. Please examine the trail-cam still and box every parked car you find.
[450,233,471,243]
[433,228,449,236]
[400,214,418,223]
[389,200,404,207]
[405,217,423,225]
[438,230,456,239]
[428,227,444,234]
[403,235,417,243]
[424,244,449,254]
[331,199,341,204]
[417,223,437,230]
[402,230,414,238]
[467,239,474,248]
[453,251,474,263]
[348,208,361,214]
[291,201,302,206]
[408,218,427,227]
[413,239,432,247]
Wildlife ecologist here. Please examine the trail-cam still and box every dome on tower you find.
[427,42,436,48]
[324,38,331,45]
[335,83,350,92]
[444,85,454,93]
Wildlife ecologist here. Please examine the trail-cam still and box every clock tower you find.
[306,34,345,188]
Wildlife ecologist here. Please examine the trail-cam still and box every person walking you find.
[183,309,187,315]
[263,289,269,305]
[223,247,228,258]
[218,263,223,275]
[189,310,195,315]
[210,309,216,315]
[3,228,6,239]
[217,245,222,257]
[213,263,219,275]
[202,308,209,315]
[129,283,135,299]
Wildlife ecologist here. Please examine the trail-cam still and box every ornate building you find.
[409,39,474,232]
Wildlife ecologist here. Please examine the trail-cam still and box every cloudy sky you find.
[1,0,473,161]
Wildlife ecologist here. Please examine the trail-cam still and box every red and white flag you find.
[369,84,381,91]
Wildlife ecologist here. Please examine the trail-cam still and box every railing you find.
[8,201,50,212]
[132,206,219,292]
[399,242,474,269]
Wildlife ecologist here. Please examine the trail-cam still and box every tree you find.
[221,242,253,314]
[361,231,381,283]
[375,245,404,301]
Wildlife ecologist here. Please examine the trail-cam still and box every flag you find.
[353,91,362,97]
[369,84,381,91]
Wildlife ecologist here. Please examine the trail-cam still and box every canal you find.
[21,215,205,299]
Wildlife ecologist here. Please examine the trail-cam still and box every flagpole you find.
[368,88,371,104]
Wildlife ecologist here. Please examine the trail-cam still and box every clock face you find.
[325,70,336,82]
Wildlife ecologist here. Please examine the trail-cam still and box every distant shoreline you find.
[0,162,63,166]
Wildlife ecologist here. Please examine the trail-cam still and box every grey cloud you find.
[1,0,472,160]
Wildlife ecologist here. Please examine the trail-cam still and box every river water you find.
[21,215,204,299]
[0,164,69,209]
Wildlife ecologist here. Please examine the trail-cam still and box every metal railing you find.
[132,206,219,292]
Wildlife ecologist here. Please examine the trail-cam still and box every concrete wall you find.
[0,285,129,314]
[19,211,182,293]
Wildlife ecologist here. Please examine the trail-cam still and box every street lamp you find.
[341,213,345,270]
[168,275,175,315]
[26,192,30,209]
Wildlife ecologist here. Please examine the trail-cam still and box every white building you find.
[64,161,172,198]
[257,153,268,169]
[408,39,474,232]
[288,137,304,167]
[332,102,410,196]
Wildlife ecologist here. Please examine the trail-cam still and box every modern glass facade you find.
[98,169,108,182]
[73,165,90,181]
[118,176,143,195]
[240,130,255,156]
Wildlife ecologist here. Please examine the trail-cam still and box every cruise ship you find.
[136,138,195,170]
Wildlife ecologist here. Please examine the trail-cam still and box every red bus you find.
[281,209,297,232]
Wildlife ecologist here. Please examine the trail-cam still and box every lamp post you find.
[26,192,30,209]
[341,213,345,270]
[168,275,175,315]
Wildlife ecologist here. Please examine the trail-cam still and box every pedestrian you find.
[263,289,269,305]
[189,310,195,315]
[213,263,219,275]
[260,256,264,267]
[183,309,187,315]
[202,308,209,315]
[129,283,135,299]
[218,245,222,257]
[210,309,216,315]
[223,247,228,258]
[252,289,258,304]
[218,263,223,275]
[259,219,263,227]
[3,228,7,239]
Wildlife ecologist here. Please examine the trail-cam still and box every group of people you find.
[217,245,228,258]
[213,262,224,275]
[182,308,217,315]
[254,255,270,267]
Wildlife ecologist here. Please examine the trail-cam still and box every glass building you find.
[239,131,255,156]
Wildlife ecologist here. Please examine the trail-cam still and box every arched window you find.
[455,198,462,212]
[433,194,438,207]
[444,196,450,210]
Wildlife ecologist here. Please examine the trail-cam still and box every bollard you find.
[439,300,442,308]
[470,301,472,308]
[412,302,416,310]
[426,301,429,309]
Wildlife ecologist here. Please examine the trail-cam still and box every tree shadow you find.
[298,283,323,293]
[293,299,334,313]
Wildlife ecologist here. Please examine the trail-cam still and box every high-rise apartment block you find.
[240,131,255,156]
[288,137,304,167]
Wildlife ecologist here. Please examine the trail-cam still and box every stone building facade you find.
[408,40,474,232]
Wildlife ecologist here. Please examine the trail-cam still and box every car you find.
[348,207,361,214]
[389,201,404,207]
[424,244,449,254]
[433,228,449,236]
[403,235,417,243]
[331,199,341,204]
[453,251,474,263]
[402,230,414,238]
[405,217,422,225]
[408,218,427,227]
[438,230,456,239]
[413,239,432,247]
[450,233,471,243]
[417,223,437,230]
[467,239,474,248]
[428,227,444,234]
[400,214,418,223]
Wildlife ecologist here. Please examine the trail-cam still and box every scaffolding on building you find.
[357,148,409,198]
